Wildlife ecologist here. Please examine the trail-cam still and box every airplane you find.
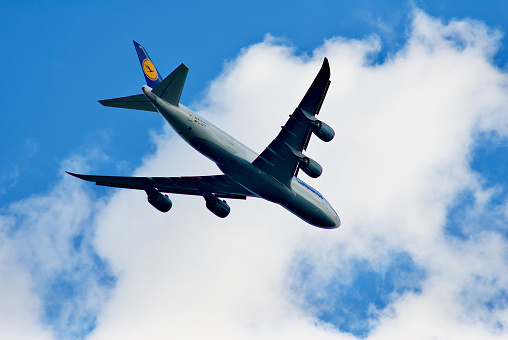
[67,41,341,229]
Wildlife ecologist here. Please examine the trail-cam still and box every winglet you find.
[133,40,163,88]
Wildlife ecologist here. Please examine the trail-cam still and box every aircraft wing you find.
[67,172,252,199]
[99,94,158,112]
[252,58,331,185]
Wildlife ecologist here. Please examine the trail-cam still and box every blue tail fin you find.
[133,40,162,87]
[99,41,188,110]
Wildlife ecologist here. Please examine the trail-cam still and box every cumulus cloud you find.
[87,9,508,339]
[0,154,115,339]
[1,9,507,340]
[0,166,19,194]
[0,233,52,340]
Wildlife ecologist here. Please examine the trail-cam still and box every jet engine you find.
[205,197,230,218]
[146,190,173,212]
[300,157,323,178]
[311,120,335,142]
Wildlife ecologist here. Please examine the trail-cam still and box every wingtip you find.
[66,171,78,177]
[66,171,89,181]
[322,57,330,70]
[320,57,330,78]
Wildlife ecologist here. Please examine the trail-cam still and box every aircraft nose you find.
[334,213,341,228]
[323,214,340,229]
[321,207,341,229]
[313,208,340,229]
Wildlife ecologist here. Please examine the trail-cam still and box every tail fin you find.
[134,40,188,106]
[134,40,163,88]
[99,41,189,110]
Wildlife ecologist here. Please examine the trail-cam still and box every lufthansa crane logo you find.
[142,58,158,81]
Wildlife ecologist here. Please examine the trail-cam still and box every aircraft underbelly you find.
[187,138,286,199]
[149,91,339,228]
[189,137,236,165]
[229,166,338,228]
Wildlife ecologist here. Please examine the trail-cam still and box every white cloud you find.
[0,228,53,340]
[86,9,508,340]
[0,9,507,340]
[0,154,115,339]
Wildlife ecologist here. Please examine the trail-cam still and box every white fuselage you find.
[143,86,340,228]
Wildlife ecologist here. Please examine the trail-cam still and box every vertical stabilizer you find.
[133,40,163,88]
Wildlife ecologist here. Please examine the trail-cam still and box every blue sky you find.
[1,1,507,339]
[1,0,507,204]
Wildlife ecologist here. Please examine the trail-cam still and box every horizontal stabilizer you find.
[152,63,189,106]
[99,94,157,112]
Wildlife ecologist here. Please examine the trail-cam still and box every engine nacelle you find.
[300,157,323,178]
[147,190,173,212]
[311,120,335,142]
[205,197,230,218]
